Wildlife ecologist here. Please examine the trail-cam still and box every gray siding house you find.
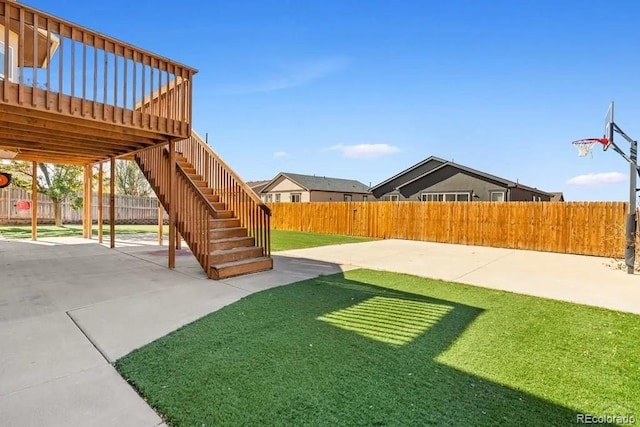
[260,172,372,202]
[371,156,553,202]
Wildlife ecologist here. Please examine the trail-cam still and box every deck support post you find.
[31,161,37,241]
[98,162,104,244]
[87,164,93,239]
[157,199,163,246]
[82,165,88,238]
[168,139,176,268]
[82,166,86,237]
[110,157,115,248]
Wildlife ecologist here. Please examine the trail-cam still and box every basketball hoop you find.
[571,137,610,157]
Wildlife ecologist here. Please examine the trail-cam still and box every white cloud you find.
[328,143,400,159]
[221,57,349,94]
[566,172,626,186]
[273,151,289,158]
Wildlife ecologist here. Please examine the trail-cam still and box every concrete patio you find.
[1,235,638,426]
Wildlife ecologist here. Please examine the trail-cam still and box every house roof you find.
[247,180,271,194]
[378,155,552,197]
[370,156,447,191]
[550,192,565,202]
[262,172,371,194]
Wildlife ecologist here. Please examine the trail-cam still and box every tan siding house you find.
[260,172,372,203]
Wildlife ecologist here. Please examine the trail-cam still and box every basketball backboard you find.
[604,102,614,151]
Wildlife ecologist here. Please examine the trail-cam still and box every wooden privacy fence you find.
[0,186,166,224]
[269,201,630,258]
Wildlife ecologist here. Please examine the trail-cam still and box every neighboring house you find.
[371,156,552,202]
[260,172,372,202]
[550,192,565,202]
[247,180,271,196]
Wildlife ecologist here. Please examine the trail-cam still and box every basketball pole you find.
[627,139,637,274]
[606,102,638,274]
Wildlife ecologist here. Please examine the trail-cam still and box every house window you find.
[421,192,469,202]
[264,194,273,203]
[290,193,301,203]
[344,194,352,201]
[362,195,368,202]
[0,43,14,81]
[275,193,281,203]
[389,195,399,201]
[532,195,541,202]
[490,191,506,202]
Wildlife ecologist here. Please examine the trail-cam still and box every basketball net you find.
[572,138,609,157]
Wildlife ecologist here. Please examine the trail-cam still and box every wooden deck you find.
[0,0,197,165]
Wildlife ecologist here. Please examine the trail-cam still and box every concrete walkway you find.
[0,236,348,427]
[279,239,640,315]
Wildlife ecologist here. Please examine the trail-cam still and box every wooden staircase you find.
[135,135,272,279]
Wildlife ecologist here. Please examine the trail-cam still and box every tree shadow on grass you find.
[116,271,606,427]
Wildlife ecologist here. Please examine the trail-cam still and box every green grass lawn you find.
[0,224,166,239]
[116,270,640,426]
[270,229,373,251]
[0,226,371,252]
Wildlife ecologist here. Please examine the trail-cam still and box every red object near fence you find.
[15,200,31,211]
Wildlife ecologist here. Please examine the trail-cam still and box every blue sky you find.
[26,0,640,200]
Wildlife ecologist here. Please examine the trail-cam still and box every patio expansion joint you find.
[451,250,517,282]
[65,311,112,365]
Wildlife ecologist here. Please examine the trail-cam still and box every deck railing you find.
[176,133,271,257]
[0,0,196,137]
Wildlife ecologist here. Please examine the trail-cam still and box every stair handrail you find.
[176,166,219,216]
[159,145,219,216]
[191,131,271,216]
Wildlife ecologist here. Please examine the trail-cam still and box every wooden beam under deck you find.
[0,92,175,165]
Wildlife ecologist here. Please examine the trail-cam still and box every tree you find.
[114,160,151,196]
[1,161,83,226]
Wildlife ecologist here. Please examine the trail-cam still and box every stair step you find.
[184,172,203,181]
[210,227,247,239]
[182,167,197,174]
[210,218,241,229]
[206,194,221,203]
[210,257,273,280]
[214,210,234,219]
[211,202,225,210]
[210,236,255,251]
[210,246,263,264]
